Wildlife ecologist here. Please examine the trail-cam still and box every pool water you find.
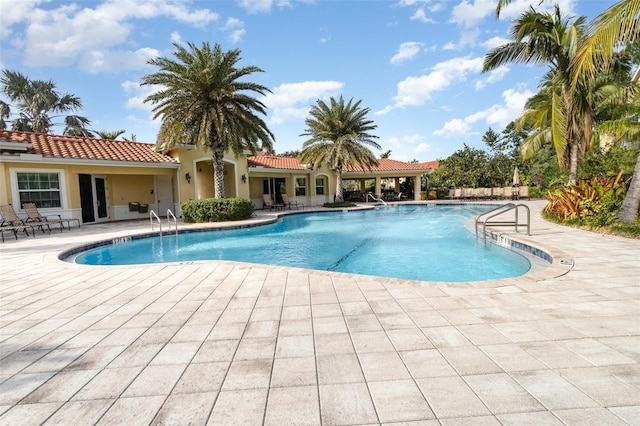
[74,204,532,282]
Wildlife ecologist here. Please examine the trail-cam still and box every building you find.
[0,130,438,224]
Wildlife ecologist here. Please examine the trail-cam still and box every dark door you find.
[263,178,286,203]
[95,177,108,218]
[79,174,94,223]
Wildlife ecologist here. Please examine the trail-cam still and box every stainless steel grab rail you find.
[475,203,530,244]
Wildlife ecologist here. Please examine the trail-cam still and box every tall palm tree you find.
[498,0,640,222]
[142,42,274,198]
[483,5,589,184]
[299,96,380,202]
[573,0,640,223]
[95,129,126,140]
[0,69,92,136]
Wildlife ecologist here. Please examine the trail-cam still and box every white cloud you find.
[8,0,219,72]
[237,0,312,14]
[475,65,509,90]
[237,0,274,14]
[485,87,533,127]
[262,81,344,124]
[122,80,159,111]
[410,7,436,23]
[390,42,424,64]
[449,0,495,29]
[495,0,576,21]
[222,17,246,43]
[170,31,182,44]
[483,35,510,50]
[378,56,483,113]
[433,86,533,137]
[433,118,472,137]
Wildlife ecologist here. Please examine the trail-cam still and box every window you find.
[315,177,325,195]
[16,172,62,208]
[295,177,307,196]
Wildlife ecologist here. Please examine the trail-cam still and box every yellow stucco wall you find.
[168,145,250,202]
[1,160,177,221]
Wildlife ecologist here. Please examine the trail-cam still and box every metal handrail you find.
[150,210,162,236]
[366,193,387,205]
[167,209,177,234]
[475,203,530,244]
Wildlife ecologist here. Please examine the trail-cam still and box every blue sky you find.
[0,0,614,162]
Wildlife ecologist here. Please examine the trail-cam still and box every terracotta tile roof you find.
[247,155,439,172]
[417,160,439,170]
[344,158,437,172]
[0,130,177,164]
[248,155,308,170]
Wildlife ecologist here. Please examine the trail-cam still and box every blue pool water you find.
[73,204,532,282]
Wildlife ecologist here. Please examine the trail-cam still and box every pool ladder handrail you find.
[150,210,162,236]
[475,203,530,245]
[366,193,387,205]
[167,209,177,234]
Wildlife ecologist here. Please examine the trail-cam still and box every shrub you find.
[181,198,254,223]
[543,172,627,228]
[323,201,357,208]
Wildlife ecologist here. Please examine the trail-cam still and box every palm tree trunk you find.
[212,146,225,198]
[335,170,344,202]
[617,153,640,223]
[568,141,578,184]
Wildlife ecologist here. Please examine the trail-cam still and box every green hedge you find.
[181,198,254,223]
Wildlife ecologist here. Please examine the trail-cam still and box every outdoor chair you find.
[0,204,38,242]
[262,194,282,210]
[22,202,80,231]
[282,194,303,210]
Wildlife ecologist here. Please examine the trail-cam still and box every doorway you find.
[79,174,108,223]
[263,177,285,203]
[155,175,174,216]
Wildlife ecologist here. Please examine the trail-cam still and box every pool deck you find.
[0,200,639,425]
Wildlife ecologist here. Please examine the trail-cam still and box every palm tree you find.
[497,0,640,222]
[573,0,640,223]
[380,150,392,158]
[299,96,380,202]
[95,129,126,140]
[141,42,274,198]
[483,5,589,184]
[0,69,92,136]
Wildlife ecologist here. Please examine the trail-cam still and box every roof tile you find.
[247,155,438,172]
[0,130,177,164]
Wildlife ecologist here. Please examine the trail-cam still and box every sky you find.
[0,0,616,162]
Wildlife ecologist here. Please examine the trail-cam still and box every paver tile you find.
[122,363,187,397]
[369,379,434,423]
[221,359,273,390]
[270,356,317,387]
[152,392,216,425]
[208,388,268,425]
[0,402,62,426]
[319,382,378,425]
[42,399,113,425]
[464,373,545,414]
[264,385,320,426]
[96,395,165,425]
[512,370,598,410]
[417,375,490,418]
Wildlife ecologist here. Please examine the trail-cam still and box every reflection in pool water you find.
[73,204,532,282]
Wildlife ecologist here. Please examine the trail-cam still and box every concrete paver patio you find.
[0,200,639,425]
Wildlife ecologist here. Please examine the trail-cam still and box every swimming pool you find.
[71,204,534,282]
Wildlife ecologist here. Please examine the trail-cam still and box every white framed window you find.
[295,176,307,196]
[11,168,67,209]
[315,177,325,195]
